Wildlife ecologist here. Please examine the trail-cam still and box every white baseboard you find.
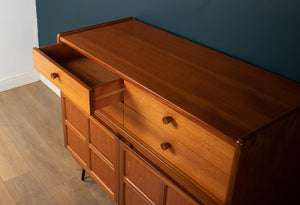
[40,74,61,96]
[0,71,40,92]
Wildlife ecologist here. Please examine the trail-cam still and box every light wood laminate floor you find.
[0,81,114,205]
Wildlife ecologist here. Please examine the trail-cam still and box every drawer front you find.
[33,46,91,113]
[124,106,229,203]
[124,81,234,175]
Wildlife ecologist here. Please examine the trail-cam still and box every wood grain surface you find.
[65,96,89,136]
[33,43,122,114]
[165,186,199,205]
[124,80,235,174]
[90,148,116,198]
[90,119,116,165]
[30,18,300,204]
[124,105,230,203]
[59,18,300,140]
[124,148,162,204]
[32,46,91,114]
[120,141,201,205]
[62,94,119,203]
[98,102,124,126]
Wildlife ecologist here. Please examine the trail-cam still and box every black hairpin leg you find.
[81,169,86,181]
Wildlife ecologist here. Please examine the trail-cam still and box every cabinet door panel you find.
[120,141,201,205]
[166,186,200,205]
[90,148,115,196]
[89,118,119,202]
[66,126,88,165]
[90,119,116,164]
[64,97,88,136]
[124,149,162,204]
[124,183,153,205]
[63,95,119,202]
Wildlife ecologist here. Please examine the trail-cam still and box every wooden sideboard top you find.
[58,17,300,141]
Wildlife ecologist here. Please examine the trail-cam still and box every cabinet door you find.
[62,95,89,168]
[89,118,119,203]
[119,141,201,205]
[62,95,119,203]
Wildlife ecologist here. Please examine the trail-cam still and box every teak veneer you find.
[33,17,300,205]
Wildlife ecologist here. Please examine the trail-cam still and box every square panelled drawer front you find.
[32,43,123,114]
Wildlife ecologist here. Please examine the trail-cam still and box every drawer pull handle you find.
[162,116,173,124]
[50,73,59,79]
[161,142,171,150]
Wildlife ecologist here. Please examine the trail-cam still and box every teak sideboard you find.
[32,17,300,205]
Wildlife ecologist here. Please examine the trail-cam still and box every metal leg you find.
[81,169,86,181]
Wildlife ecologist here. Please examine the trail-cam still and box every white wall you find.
[0,0,40,92]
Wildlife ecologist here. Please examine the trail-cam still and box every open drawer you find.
[33,43,123,114]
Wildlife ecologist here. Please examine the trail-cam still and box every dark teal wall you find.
[36,0,300,82]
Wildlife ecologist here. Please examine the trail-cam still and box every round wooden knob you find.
[162,116,173,124]
[50,73,59,79]
[161,142,171,150]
